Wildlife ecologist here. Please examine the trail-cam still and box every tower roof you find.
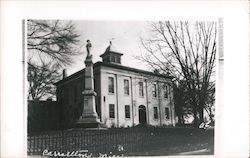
[100,41,123,57]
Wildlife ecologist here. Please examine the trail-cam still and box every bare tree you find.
[27,61,61,100]
[139,21,216,125]
[27,20,80,66]
[204,82,215,123]
[27,20,81,100]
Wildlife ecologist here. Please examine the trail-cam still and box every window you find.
[164,85,168,98]
[165,107,170,119]
[152,84,157,97]
[125,105,130,118]
[124,79,129,95]
[115,56,118,63]
[153,107,158,119]
[111,56,115,62]
[108,77,114,93]
[117,57,121,63]
[109,104,115,118]
[139,82,144,97]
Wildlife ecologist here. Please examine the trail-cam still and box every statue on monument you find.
[86,40,92,58]
[77,39,100,128]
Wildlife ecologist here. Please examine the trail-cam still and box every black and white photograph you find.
[0,1,249,158]
[27,20,216,157]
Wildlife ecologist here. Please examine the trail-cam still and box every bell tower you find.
[100,41,123,64]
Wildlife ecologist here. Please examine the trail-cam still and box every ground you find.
[125,127,214,156]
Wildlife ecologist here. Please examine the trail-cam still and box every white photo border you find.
[0,1,249,158]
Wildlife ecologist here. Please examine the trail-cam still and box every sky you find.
[66,20,152,76]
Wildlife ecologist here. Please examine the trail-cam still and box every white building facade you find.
[56,43,176,128]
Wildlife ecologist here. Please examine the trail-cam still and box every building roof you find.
[55,61,173,86]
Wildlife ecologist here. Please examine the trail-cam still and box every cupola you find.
[100,41,123,64]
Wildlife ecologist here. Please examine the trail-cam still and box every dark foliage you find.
[28,100,62,133]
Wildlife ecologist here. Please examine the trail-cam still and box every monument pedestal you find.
[76,54,100,128]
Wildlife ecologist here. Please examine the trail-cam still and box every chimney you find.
[63,69,67,79]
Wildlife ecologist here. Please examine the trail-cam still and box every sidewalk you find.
[126,148,213,156]
[178,149,212,155]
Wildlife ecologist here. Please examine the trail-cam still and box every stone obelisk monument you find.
[77,40,100,128]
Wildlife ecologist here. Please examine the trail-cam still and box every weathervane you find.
[108,38,115,45]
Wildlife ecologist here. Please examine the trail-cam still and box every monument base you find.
[76,116,100,128]
[75,122,100,128]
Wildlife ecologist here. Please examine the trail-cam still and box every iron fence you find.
[27,127,159,157]
[28,127,213,157]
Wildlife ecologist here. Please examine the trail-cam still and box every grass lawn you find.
[125,127,214,156]
[28,127,214,157]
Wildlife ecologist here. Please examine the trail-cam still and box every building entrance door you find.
[139,105,147,124]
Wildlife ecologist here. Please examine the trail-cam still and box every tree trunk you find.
[198,108,204,124]
[198,98,205,124]
[177,114,184,125]
[192,110,200,127]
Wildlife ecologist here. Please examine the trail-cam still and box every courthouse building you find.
[55,43,176,128]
